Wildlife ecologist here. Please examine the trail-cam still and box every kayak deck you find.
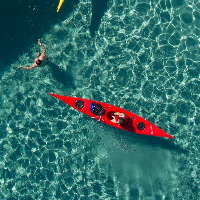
[49,93,174,138]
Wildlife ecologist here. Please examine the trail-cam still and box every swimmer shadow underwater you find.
[14,60,76,90]
[47,61,76,90]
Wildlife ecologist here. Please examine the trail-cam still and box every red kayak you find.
[49,93,174,138]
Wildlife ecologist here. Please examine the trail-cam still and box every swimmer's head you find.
[36,59,42,65]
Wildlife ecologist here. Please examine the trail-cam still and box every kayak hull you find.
[49,93,174,138]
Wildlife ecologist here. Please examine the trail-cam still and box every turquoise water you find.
[1,0,200,199]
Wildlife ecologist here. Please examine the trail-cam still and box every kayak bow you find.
[57,0,65,12]
[49,93,174,138]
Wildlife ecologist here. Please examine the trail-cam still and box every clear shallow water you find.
[1,0,200,199]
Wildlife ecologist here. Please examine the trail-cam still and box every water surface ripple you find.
[1,0,200,199]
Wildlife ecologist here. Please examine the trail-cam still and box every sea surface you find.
[1,0,200,199]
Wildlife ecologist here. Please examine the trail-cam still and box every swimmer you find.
[18,39,47,70]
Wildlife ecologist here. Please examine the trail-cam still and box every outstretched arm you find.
[38,39,46,59]
[18,64,36,70]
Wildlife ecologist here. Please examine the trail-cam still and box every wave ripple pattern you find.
[1,0,200,199]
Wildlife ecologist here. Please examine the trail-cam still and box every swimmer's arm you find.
[38,39,46,57]
[18,64,36,70]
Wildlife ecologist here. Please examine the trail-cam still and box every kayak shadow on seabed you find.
[128,132,189,154]
[48,61,76,90]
